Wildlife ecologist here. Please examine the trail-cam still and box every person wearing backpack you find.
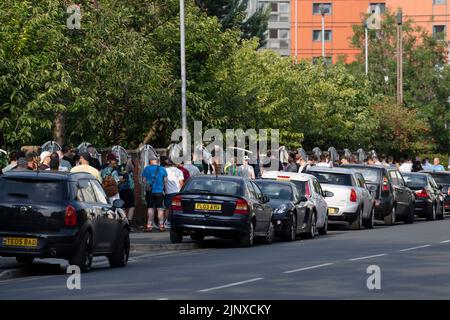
[142,155,168,232]
[101,153,121,203]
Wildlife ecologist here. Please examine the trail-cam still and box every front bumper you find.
[0,229,79,259]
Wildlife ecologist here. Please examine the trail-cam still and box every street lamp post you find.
[180,0,187,157]
[365,22,369,76]
[320,4,326,60]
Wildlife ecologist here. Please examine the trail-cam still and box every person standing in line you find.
[224,157,240,176]
[176,162,191,182]
[26,152,38,170]
[61,145,76,168]
[57,150,72,171]
[240,156,256,179]
[87,145,101,170]
[119,157,136,231]
[101,153,121,203]
[142,155,167,232]
[183,159,201,177]
[2,151,24,174]
[340,156,350,166]
[316,154,331,167]
[432,158,445,171]
[163,159,185,229]
[38,151,52,170]
[71,152,102,181]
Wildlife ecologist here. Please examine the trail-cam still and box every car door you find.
[311,178,327,227]
[251,181,272,228]
[77,179,105,252]
[90,179,121,252]
[245,181,267,233]
[428,176,441,209]
[355,173,372,219]
[394,171,410,215]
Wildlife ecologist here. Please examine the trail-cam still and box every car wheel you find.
[170,228,183,243]
[69,231,93,273]
[16,256,34,264]
[404,203,415,224]
[363,207,375,229]
[109,228,130,268]
[384,205,396,225]
[318,215,328,235]
[283,214,297,241]
[427,203,436,221]
[238,222,254,247]
[261,222,274,244]
[190,233,205,242]
[438,202,445,220]
[350,208,363,230]
[304,211,317,239]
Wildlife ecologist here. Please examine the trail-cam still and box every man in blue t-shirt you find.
[142,156,168,232]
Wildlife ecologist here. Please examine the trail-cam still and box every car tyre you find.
[170,228,183,243]
[304,211,317,239]
[384,205,396,225]
[438,202,445,220]
[238,222,254,247]
[350,208,363,230]
[69,231,93,273]
[363,207,375,229]
[108,228,130,268]
[261,222,274,244]
[16,256,34,264]
[404,203,415,224]
[283,214,297,241]
[427,203,436,221]
[318,215,328,235]
[190,233,205,242]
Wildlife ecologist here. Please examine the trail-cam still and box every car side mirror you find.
[323,191,334,198]
[260,195,270,203]
[112,199,124,209]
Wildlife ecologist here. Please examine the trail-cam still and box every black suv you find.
[0,171,130,272]
[341,165,415,224]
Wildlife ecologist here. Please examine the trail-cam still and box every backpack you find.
[102,175,119,197]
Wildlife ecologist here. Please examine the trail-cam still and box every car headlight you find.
[274,204,289,214]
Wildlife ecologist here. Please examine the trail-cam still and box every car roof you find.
[261,171,314,182]
[341,164,388,171]
[255,179,296,188]
[402,172,429,177]
[1,170,95,181]
[188,174,247,182]
[307,166,355,175]
[422,171,450,175]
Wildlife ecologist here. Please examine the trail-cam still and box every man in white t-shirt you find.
[163,159,185,228]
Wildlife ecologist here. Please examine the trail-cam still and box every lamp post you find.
[180,0,187,157]
[365,22,368,76]
[319,4,326,60]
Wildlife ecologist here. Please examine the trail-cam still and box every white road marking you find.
[284,263,334,274]
[349,254,388,261]
[399,245,432,252]
[198,278,264,293]
[440,240,450,243]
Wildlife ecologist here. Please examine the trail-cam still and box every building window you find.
[433,0,446,5]
[313,56,333,65]
[313,3,332,15]
[433,25,446,40]
[313,30,332,41]
[268,2,289,22]
[271,2,278,12]
[279,29,290,39]
[269,29,278,39]
[369,3,386,14]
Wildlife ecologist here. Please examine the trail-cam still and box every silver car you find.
[307,167,375,230]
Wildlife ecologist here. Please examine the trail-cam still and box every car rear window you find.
[263,178,307,196]
[309,172,352,186]
[402,174,427,189]
[430,174,450,185]
[183,179,243,196]
[0,178,65,202]
[255,181,293,200]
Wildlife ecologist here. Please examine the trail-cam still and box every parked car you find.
[307,167,375,229]
[341,164,415,225]
[169,175,274,247]
[260,171,330,240]
[0,171,130,273]
[422,171,450,215]
[402,172,445,220]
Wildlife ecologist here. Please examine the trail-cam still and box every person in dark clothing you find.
[87,145,101,170]
[411,160,423,172]
[62,144,75,167]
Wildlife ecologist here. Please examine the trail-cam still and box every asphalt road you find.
[1,218,450,300]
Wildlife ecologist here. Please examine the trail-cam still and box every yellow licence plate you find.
[2,237,38,247]
[328,208,338,215]
[195,203,222,211]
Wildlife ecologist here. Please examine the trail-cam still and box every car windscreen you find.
[402,174,427,189]
[350,168,381,184]
[183,178,243,196]
[0,178,64,202]
[309,172,352,186]
[263,178,307,196]
[255,181,293,200]
[430,174,450,185]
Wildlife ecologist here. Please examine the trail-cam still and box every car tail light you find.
[171,195,182,211]
[65,205,77,227]
[447,188,450,196]
[382,177,389,192]
[234,199,249,215]
[415,189,428,198]
[350,189,357,202]
[305,183,311,198]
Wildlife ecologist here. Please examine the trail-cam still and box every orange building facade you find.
[291,0,450,64]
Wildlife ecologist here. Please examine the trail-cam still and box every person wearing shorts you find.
[163,160,185,228]
[142,156,167,232]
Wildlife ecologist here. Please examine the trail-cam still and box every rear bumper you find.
[328,211,358,223]
[326,203,359,223]
[374,197,392,218]
[414,199,432,216]
[444,197,450,213]
[0,230,79,259]
[170,212,250,237]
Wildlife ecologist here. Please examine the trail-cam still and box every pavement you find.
[1,217,450,299]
